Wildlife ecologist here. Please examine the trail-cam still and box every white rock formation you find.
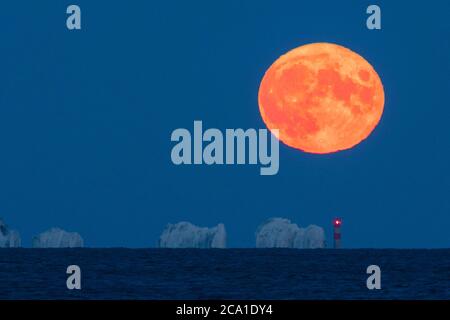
[256,218,325,249]
[159,222,226,248]
[32,228,84,248]
[303,225,326,249]
[0,219,21,248]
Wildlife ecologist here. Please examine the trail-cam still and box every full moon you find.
[258,42,385,154]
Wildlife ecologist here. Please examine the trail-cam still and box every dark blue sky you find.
[0,1,449,248]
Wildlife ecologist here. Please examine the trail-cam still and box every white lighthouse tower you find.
[333,218,342,249]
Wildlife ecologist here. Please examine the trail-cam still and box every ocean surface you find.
[0,249,449,300]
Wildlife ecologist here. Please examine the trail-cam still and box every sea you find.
[0,249,449,300]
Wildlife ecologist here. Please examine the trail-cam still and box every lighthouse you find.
[333,218,342,249]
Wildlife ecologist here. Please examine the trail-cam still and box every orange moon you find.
[258,42,385,154]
